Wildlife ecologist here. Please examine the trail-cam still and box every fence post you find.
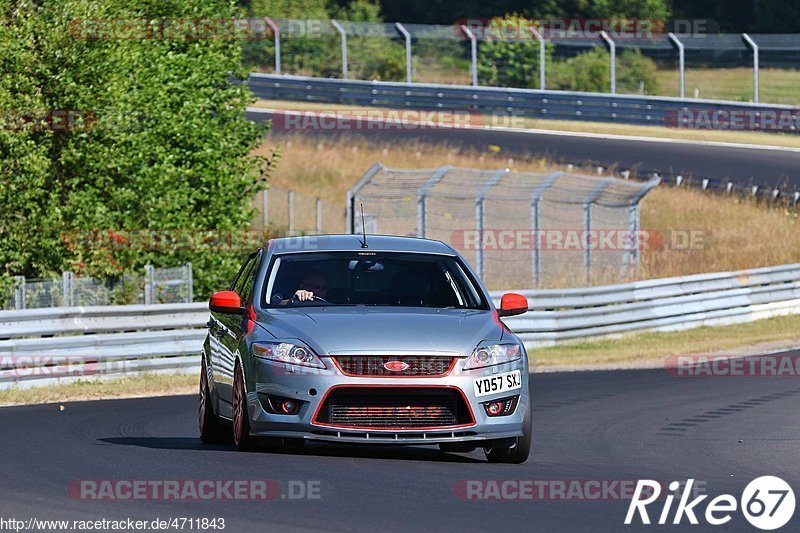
[265,17,281,75]
[14,275,25,310]
[461,25,478,86]
[144,264,154,305]
[316,198,323,234]
[582,179,613,284]
[331,20,348,80]
[288,189,295,236]
[62,271,74,307]
[600,31,616,94]
[530,172,562,287]
[742,33,759,103]
[268,189,269,231]
[395,23,412,83]
[417,165,452,238]
[667,32,685,99]
[347,162,385,234]
[184,262,193,303]
[475,168,509,281]
[623,177,660,276]
[531,27,546,90]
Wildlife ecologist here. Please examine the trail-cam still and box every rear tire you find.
[199,360,230,444]
[232,363,257,451]
[484,402,531,464]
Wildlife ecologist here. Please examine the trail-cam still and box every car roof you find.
[263,234,455,255]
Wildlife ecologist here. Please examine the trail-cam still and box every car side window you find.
[230,253,256,296]
[237,252,261,305]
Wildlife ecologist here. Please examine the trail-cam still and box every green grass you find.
[652,67,800,105]
[530,313,800,367]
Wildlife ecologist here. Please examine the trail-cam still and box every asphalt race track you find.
[248,109,800,189]
[3,354,799,532]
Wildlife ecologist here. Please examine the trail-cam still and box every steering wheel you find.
[290,294,329,304]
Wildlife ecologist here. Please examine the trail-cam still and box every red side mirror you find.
[498,292,528,317]
[209,290,245,314]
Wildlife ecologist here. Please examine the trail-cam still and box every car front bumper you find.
[245,356,529,445]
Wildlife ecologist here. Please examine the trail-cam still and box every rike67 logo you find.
[626,477,795,530]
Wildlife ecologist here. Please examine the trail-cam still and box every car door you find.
[209,252,258,418]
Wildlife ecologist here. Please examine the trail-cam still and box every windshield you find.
[263,251,487,309]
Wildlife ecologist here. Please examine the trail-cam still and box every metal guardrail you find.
[2,263,798,389]
[491,263,800,346]
[247,73,796,128]
[0,303,208,390]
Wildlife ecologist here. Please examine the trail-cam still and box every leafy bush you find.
[243,0,405,81]
[550,48,660,94]
[477,15,554,89]
[0,0,275,299]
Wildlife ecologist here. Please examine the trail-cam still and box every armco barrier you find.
[0,303,209,390]
[491,263,800,346]
[247,73,796,129]
[1,263,799,389]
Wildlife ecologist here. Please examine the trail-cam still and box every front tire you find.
[199,359,230,444]
[232,363,257,451]
[484,402,531,464]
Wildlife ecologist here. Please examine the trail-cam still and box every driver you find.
[282,269,328,304]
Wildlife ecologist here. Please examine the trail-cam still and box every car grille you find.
[314,387,474,429]
[333,356,456,377]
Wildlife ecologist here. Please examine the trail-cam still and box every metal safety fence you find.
[247,73,799,129]
[492,263,800,347]
[2,263,798,389]
[252,186,346,236]
[347,163,659,288]
[244,18,800,105]
[4,264,193,310]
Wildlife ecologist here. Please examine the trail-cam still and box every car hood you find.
[255,307,506,356]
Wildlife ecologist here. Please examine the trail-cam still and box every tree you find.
[477,15,554,89]
[550,47,659,94]
[1,0,275,299]
[588,0,670,20]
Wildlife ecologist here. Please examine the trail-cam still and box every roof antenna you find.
[359,203,369,248]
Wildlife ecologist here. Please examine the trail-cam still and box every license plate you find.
[473,370,522,398]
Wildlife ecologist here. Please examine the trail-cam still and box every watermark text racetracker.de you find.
[67,479,322,501]
[667,108,800,132]
[666,354,800,377]
[450,229,706,252]
[0,355,98,380]
[454,479,666,501]
[454,18,712,40]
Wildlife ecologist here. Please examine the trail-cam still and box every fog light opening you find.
[486,401,503,416]
[281,399,298,414]
[482,395,519,417]
[260,393,305,415]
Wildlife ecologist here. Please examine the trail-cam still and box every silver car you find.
[199,235,531,463]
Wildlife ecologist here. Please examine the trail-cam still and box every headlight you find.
[463,343,522,370]
[252,342,326,369]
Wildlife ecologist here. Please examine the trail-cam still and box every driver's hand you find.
[294,289,314,302]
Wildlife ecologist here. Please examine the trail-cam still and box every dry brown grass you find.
[640,186,800,278]
[252,134,800,285]
[0,373,197,407]
[531,313,800,367]
[252,134,553,206]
